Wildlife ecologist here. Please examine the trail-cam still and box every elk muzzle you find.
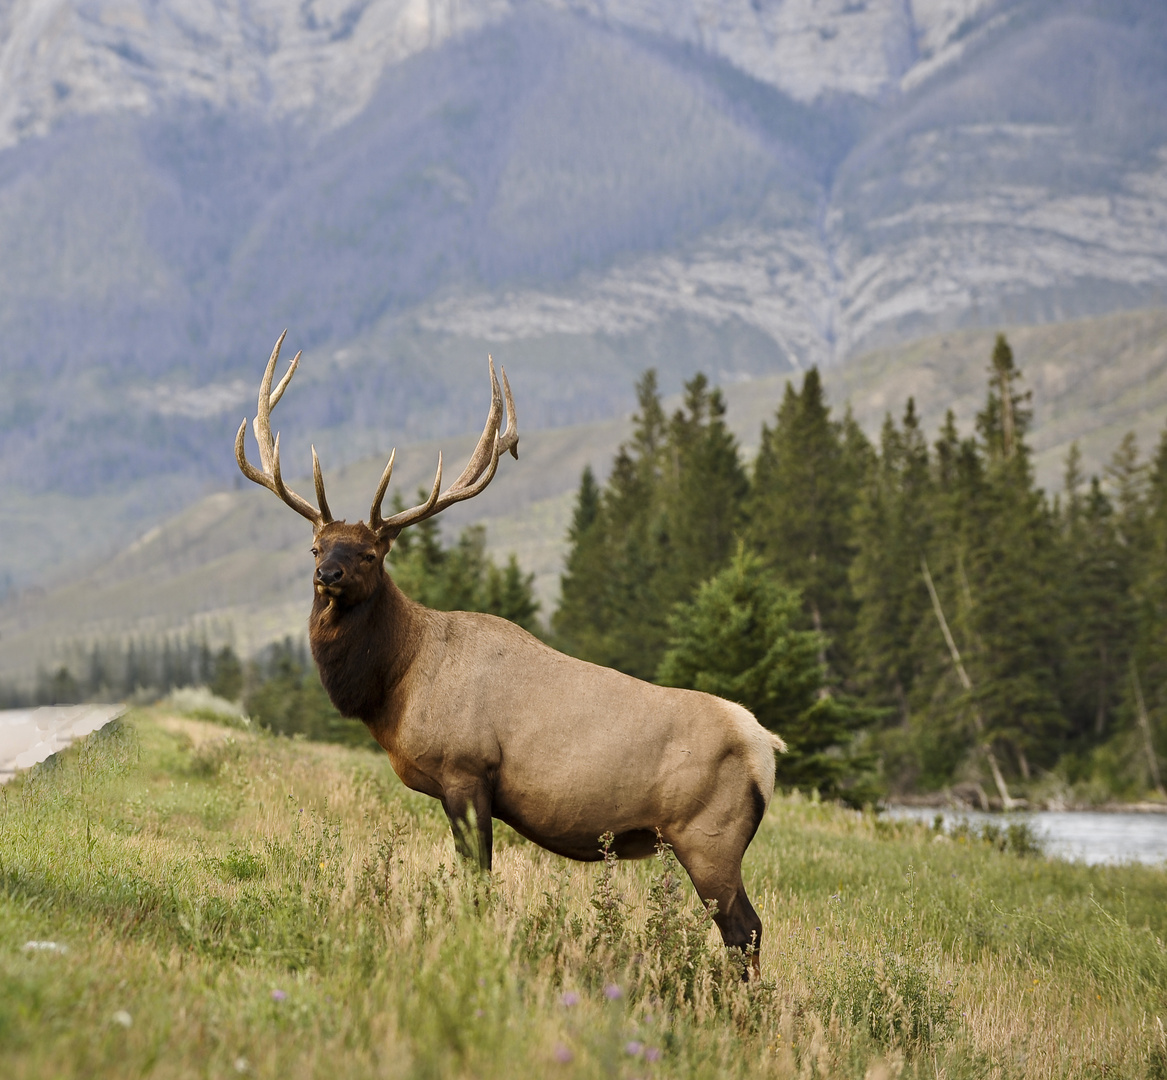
[315,564,344,593]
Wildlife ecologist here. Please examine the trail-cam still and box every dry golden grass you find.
[0,709,1164,1078]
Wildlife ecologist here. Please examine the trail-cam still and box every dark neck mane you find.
[309,572,422,727]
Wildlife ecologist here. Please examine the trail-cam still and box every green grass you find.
[1,711,1166,1078]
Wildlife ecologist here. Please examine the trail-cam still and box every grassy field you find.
[1,710,1165,1079]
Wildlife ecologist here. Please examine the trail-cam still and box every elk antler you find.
[235,331,333,528]
[369,356,518,539]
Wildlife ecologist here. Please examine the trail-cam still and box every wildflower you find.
[112,1010,132,1028]
[625,1041,644,1055]
[604,983,622,1000]
[645,1047,662,1062]
[553,1042,573,1064]
[475,1009,484,1019]
[233,1057,250,1074]
[23,940,66,954]
[560,991,580,1007]
[271,989,287,1002]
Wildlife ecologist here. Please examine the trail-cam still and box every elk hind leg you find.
[705,872,762,979]
[669,841,763,977]
[441,781,493,871]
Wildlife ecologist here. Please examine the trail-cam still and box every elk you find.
[236,332,786,971]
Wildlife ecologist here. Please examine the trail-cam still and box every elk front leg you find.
[441,780,494,871]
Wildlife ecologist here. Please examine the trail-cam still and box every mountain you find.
[2,305,1165,684]
[1,0,1166,594]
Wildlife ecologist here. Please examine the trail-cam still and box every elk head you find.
[235,331,518,609]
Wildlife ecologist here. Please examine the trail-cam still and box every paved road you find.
[0,705,126,783]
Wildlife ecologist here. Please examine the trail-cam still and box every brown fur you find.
[304,519,785,971]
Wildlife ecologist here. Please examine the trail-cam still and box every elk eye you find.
[361,552,376,563]
[310,548,319,557]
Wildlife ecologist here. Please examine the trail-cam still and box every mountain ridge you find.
[1,0,1166,600]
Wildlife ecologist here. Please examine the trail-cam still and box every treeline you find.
[0,635,244,709]
[553,338,1167,804]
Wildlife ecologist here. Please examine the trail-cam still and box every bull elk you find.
[236,333,786,971]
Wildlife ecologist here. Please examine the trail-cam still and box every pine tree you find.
[586,371,670,678]
[657,547,878,805]
[553,465,609,657]
[554,370,746,680]
[656,374,749,621]
[1059,471,1133,740]
[747,368,870,682]
[850,399,934,718]
[954,335,1063,776]
[485,556,540,633]
[1130,427,1167,782]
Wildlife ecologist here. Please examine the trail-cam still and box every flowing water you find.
[886,805,1167,866]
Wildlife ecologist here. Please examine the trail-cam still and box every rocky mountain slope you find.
[1,0,1165,594]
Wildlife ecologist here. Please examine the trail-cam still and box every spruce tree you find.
[656,374,749,619]
[554,370,746,680]
[747,368,869,682]
[657,547,878,805]
[1130,427,1167,780]
[1059,470,1133,741]
[959,335,1063,775]
[850,399,934,718]
[553,465,608,656]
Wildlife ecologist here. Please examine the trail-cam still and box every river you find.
[885,805,1167,867]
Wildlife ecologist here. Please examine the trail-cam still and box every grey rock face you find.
[0,0,999,150]
[0,0,1163,518]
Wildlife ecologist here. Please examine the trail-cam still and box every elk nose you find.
[316,565,344,586]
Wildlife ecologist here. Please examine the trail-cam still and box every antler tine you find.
[380,442,499,536]
[379,453,444,533]
[272,434,325,523]
[371,357,518,540]
[445,358,504,496]
[253,332,287,473]
[312,446,333,524]
[368,448,397,531]
[235,332,332,528]
[270,347,300,409]
[498,363,519,460]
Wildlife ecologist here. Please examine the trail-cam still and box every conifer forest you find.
[554,336,1167,805]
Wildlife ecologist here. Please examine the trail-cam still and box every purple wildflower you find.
[560,991,580,1007]
[625,1041,644,1056]
[645,1047,662,1063]
[271,989,287,1002]
[553,1042,573,1064]
[603,983,622,1000]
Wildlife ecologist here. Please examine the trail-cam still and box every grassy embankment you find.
[1,710,1165,1078]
